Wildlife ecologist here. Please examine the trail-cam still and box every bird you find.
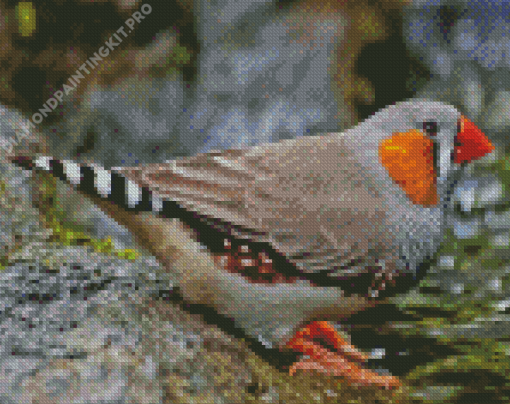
[10,99,494,389]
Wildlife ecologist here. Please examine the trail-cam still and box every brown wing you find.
[117,135,395,274]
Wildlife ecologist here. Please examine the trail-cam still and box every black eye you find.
[423,121,438,136]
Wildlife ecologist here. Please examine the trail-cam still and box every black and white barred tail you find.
[13,155,164,214]
[11,154,243,258]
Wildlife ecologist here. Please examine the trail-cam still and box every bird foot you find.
[285,321,401,390]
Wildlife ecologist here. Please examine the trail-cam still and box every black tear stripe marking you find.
[11,156,422,297]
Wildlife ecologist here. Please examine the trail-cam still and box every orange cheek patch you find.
[379,130,438,207]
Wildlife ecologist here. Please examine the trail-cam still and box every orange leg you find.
[284,321,401,390]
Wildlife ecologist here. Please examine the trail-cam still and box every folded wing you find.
[117,135,396,274]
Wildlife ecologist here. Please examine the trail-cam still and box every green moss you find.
[48,216,139,261]
[42,174,140,262]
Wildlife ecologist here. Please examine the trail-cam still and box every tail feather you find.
[10,154,234,255]
[12,155,155,213]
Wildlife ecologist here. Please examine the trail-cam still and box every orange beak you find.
[454,116,494,164]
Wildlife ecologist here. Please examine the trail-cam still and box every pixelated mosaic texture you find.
[0,0,510,403]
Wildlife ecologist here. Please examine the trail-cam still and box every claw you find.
[285,321,401,389]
